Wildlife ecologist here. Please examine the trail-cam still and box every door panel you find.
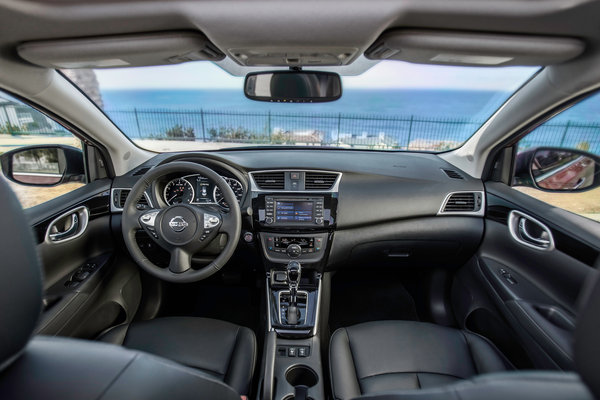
[26,180,142,339]
[454,182,598,371]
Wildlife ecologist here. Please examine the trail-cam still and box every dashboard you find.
[113,149,487,271]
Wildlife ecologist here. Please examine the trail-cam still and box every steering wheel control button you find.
[203,214,220,229]
[286,243,302,258]
[140,210,159,228]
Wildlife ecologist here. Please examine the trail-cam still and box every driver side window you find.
[0,91,86,208]
[513,92,600,222]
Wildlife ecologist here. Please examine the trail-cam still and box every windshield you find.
[63,61,538,152]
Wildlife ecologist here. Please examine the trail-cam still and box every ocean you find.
[101,89,600,151]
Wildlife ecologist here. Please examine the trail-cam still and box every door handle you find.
[508,210,554,251]
[45,206,89,244]
[48,213,79,242]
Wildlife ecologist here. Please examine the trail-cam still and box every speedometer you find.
[213,178,244,208]
[164,178,195,205]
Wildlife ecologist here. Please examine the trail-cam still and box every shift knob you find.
[287,261,301,285]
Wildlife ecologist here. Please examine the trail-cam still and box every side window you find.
[513,92,600,222]
[0,91,86,208]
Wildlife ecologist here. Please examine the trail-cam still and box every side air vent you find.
[253,172,285,190]
[440,191,484,215]
[442,169,464,179]
[133,167,151,176]
[112,188,151,211]
[305,172,338,190]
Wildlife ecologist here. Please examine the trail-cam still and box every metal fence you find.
[3,106,600,153]
[105,108,485,151]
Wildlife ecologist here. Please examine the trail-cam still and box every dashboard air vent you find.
[442,169,464,179]
[114,189,150,210]
[305,172,338,190]
[253,172,285,190]
[442,192,481,212]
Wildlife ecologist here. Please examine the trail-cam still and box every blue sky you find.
[95,61,538,91]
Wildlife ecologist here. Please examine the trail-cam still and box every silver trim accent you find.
[508,210,555,251]
[140,210,159,228]
[111,188,153,212]
[277,290,309,325]
[44,206,89,244]
[266,276,273,332]
[437,191,485,216]
[203,213,221,229]
[312,274,322,337]
[249,169,342,192]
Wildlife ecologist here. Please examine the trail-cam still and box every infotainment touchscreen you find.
[275,200,314,222]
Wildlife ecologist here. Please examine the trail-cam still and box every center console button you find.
[286,244,302,258]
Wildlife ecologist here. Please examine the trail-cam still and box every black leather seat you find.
[101,317,256,394]
[0,178,252,400]
[329,321,512,398]
[329,277,600,400]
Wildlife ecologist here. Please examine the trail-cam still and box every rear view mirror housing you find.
[244,70,342,103]
[0,145,84,187]
[514,147,600,192]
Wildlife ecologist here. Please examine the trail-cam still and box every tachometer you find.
[164,178,195,205]
[213,177,244,208]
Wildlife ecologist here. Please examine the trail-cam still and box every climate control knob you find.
[286,244,302,258]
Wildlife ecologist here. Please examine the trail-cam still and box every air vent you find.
[113,189,150,210]
[442,192,483,213]
[118,189,129,208]
[442,169,464,179]
[305,172,338,190]
[253,172,285,190]
[133,167,151,176]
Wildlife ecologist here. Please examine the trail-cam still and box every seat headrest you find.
[0,178,42,370]
[574,268,600,399]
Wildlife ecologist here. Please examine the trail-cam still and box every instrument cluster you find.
[163,174,244,208]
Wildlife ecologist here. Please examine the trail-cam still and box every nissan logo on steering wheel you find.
[168,216,189,232]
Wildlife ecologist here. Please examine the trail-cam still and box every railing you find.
[3,106,600,153]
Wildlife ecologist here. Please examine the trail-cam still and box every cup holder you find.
[285,365,319,387]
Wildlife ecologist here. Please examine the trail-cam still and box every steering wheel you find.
[122,162,242,283]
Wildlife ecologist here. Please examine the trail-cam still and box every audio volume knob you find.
[315,217,324,224]
[265,217,274,224]
[286,244,302,258]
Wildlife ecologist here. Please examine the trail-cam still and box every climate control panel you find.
[259,232,329,263]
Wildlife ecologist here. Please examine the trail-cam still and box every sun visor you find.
[17,31,224,69]
[365,30,585,66]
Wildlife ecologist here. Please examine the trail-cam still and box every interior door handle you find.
[45,206,89,244]
[508,210,555,251]
[48,213,79,242]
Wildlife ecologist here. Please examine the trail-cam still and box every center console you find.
[250,170,340,400]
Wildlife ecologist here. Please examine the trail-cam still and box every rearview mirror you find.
[0,145,85,186]
[244,71,342,103]
[514,147,600,192]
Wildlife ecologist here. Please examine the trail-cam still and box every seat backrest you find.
[0,177,42,371]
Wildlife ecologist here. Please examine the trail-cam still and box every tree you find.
[165,125,195,141]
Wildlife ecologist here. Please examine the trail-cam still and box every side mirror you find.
[514,147,600,192]
[0,145,84,187]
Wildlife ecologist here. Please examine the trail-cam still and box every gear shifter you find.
[286,261,301,325]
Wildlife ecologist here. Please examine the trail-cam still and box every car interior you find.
[0,1,599,400]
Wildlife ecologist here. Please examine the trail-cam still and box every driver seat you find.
[0,178,253,399]
[99,317,256,394]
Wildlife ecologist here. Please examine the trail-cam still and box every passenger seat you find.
[329,320,512,399]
